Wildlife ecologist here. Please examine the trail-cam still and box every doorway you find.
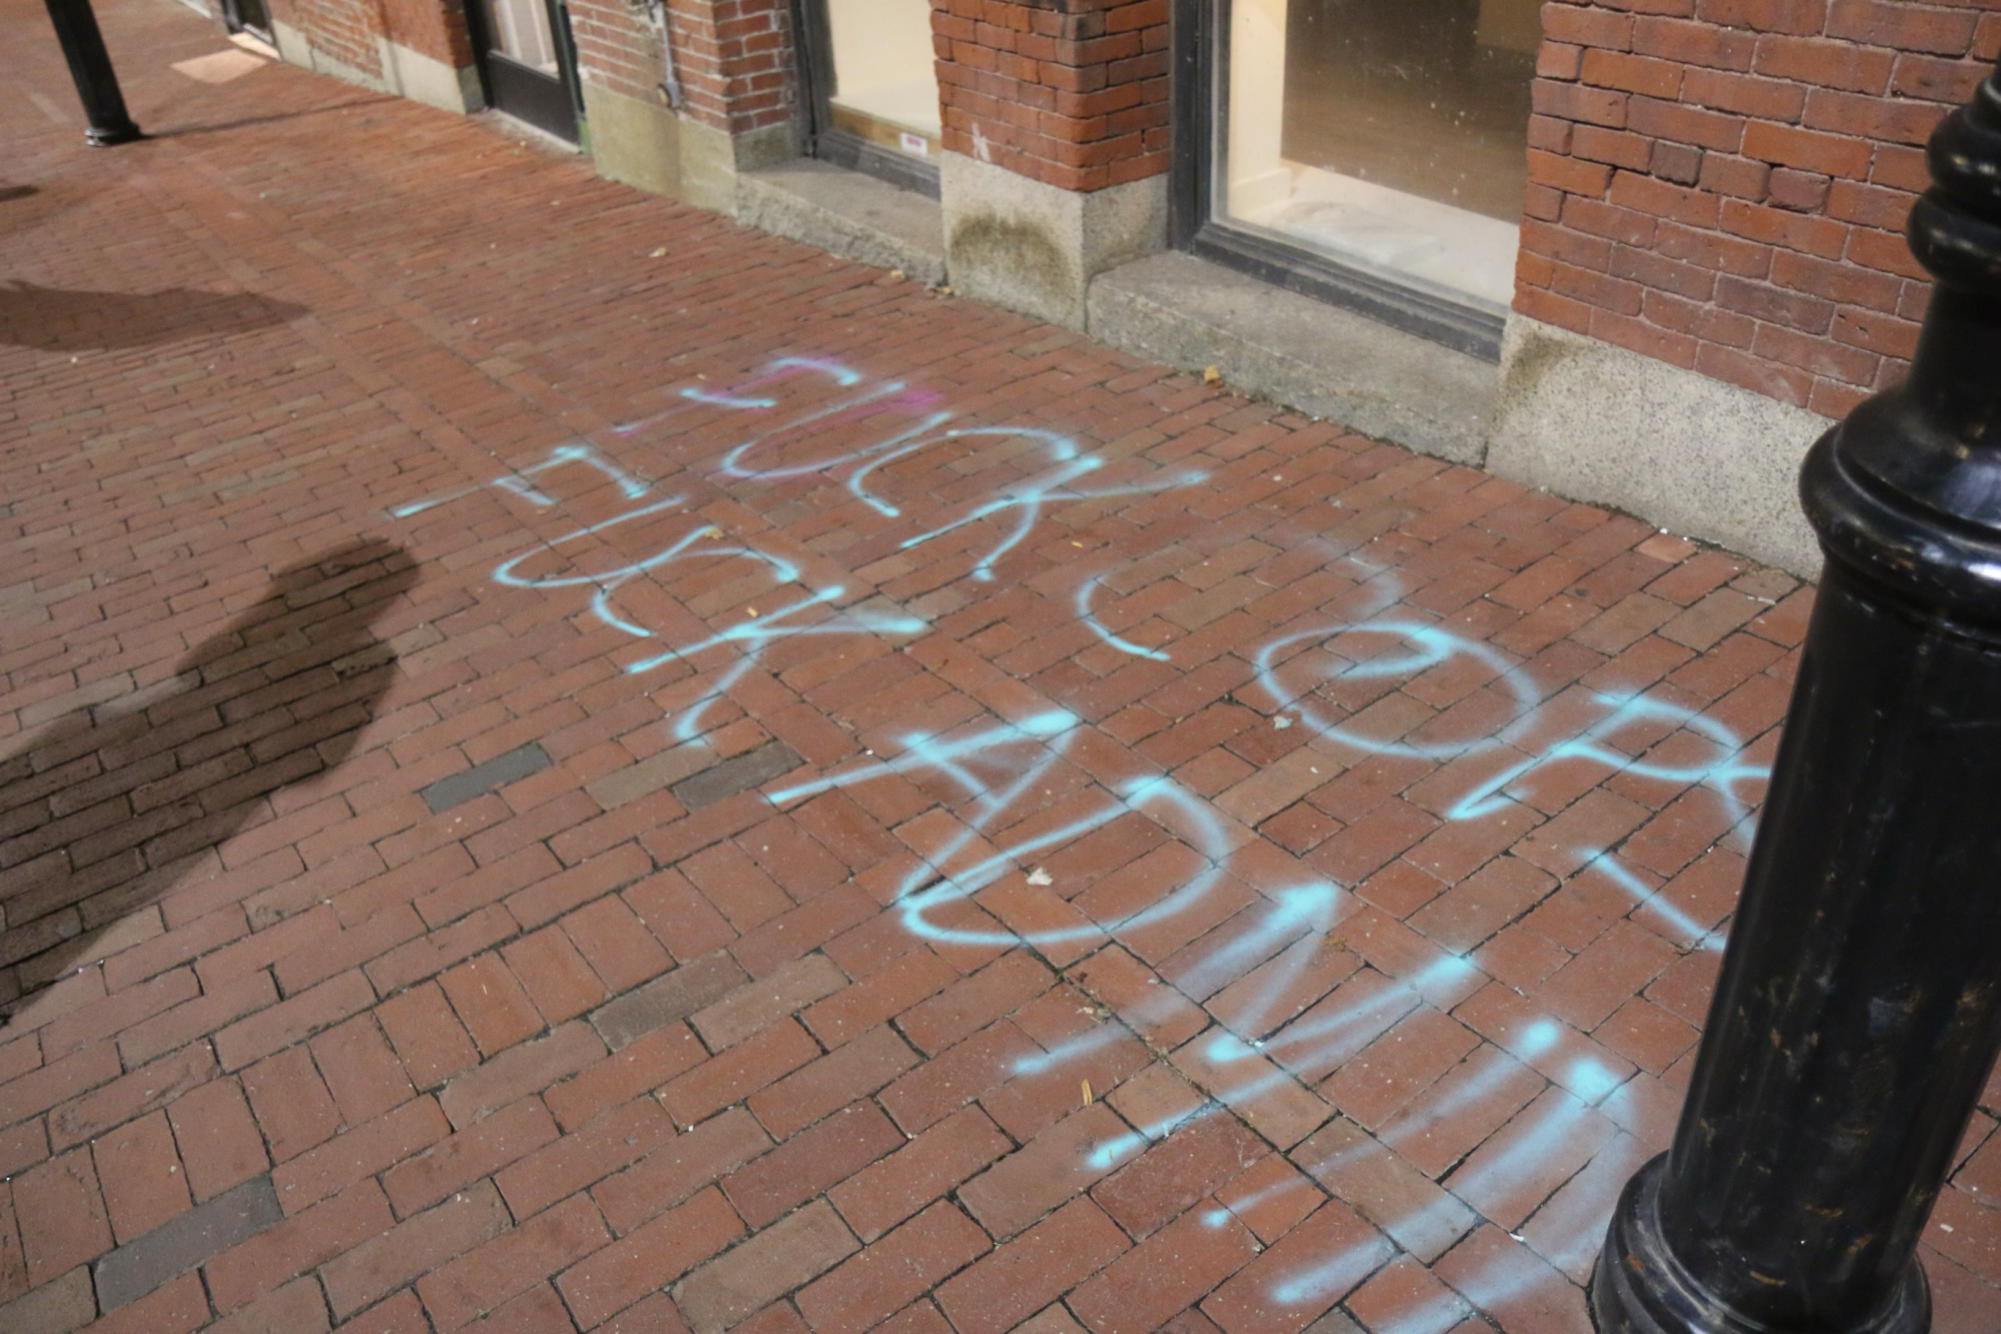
[794,0,942,196]
[469,0,585,143]
[219,0,274,46]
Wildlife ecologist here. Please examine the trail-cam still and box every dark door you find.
[469,0,583,143]
[220,0,274,44]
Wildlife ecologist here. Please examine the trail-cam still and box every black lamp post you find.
[1592,57,2001,1334]
[42,0,143,145]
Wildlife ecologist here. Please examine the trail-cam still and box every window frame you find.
[788,0,943,199]
[1168,0,1511,362]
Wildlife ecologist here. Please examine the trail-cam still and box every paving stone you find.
[671,742,804,812]
[0,1267,97,1334]
[672,1199,860,1334]
[92,1176,282,1312]
[421,743,554,813]
[589,952,750,1051]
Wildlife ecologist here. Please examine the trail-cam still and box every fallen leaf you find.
[1203,365,1222,383]
[1081,1080,1094,1106]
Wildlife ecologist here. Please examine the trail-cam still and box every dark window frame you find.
[787,0,943,199]
[462,0,587,144]
[1168,0,1508,362]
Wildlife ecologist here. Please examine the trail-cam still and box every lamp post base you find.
[84,120,143,145]
[1590,1156,1930,1334]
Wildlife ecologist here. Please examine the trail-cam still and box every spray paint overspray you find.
[391,355,1776,1328]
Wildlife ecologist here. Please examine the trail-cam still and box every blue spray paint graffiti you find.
[390,354,1775,1327]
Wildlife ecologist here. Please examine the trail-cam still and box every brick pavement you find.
[4,5,2000,1331]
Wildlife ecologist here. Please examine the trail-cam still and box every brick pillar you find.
[1488,0,2001,578]
[264,0,479,111]
[1515,0,1998,418]
[573,0,799,208]
[934,0,1173,326]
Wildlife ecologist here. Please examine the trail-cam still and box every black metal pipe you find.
[1592,58,2001,1334]
[42,0,143,146]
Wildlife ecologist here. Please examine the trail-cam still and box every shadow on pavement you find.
[142,95,400,140]
[0,540,419,1025]
[0,280,307,351]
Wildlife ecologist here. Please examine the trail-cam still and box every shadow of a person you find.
[0,540,419,1026]
[0,281,308,352]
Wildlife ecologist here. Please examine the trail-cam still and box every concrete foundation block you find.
[942,152,1166,328]
[1487,315,1831,577]
[581,81,681,198]
[1087,250,1497,465]
[737,159,945,285]
[383,39,481,113]
[676,118,794,213]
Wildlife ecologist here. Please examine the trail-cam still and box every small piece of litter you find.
[1274,715,1293,730]
[1081,1080,1093,1106]
[650,247,667,258]
[746,607,758,616]
[889,269,905,281]
[1203,365,1222,384]
[1026,867,1054,886]
[1941,1223,1955,1232]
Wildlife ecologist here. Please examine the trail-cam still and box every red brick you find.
[439,954,544,1057]
[375,982,480,1091]
[13,1147,112,1285]
[934,1198,1132,1334]
[167,1078,269,1203]
[557,1187,743,1329]
[1201,1199,1395,1331]
[1754,34,1895,93]
[830,1105,1012,1241]
[92,1112,191,1243]
[675,1199,859,1332]
[271,1096,450,1214]
[660,1018,821,1127]
[320,1180,510,1320]
[311,1016,415,1126]
[205,1182,395,1314]
[418,1194,611,1330]
[1826,0,1979,55]
[795,1201,990,1334]
[590,1106,772,1235]
[214,970,377,1073]
[242,1047,341,1164]
[543,1023,706,1130]
[1070,1205,1260,1334]
[382,1098,560,1217]
[724,1100,905,1228]
[560,895,673,993]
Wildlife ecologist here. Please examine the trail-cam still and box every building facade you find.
[215,0,1998,574]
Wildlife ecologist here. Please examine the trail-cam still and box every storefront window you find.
[822,0,941,162]
[483,0,558,73]
[1216,0,1537,309]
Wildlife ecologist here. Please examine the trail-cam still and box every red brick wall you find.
[1517,0,1999,417]
[935,0,1169,191]
[665,0,798,133]
[569,0,671,106]
[269,0,386,74]
[265,0,472,79]
[380,0,474,66]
